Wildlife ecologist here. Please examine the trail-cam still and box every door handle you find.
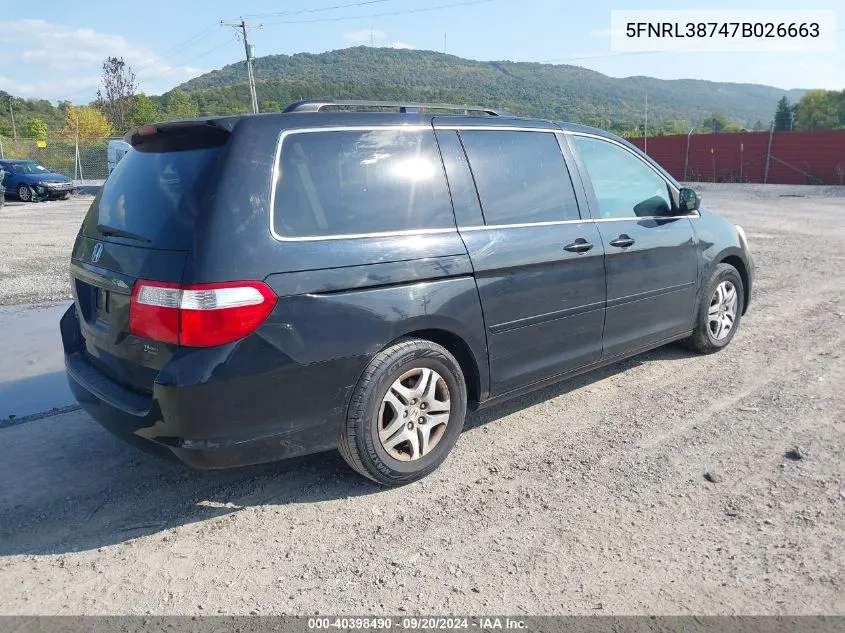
[564,238,594,253]
[609,234,635,248]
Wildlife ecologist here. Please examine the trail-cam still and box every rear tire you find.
[339,338,467,486]
[60,192,71,200]
[684,263,744,354]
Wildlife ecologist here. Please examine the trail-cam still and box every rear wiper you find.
[96,224,151,243]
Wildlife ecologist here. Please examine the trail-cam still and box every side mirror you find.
[678,187,701,213]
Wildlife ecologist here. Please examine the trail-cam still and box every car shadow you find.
[0,371,77,421]
[0,343,696,556]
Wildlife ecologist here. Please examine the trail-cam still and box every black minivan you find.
[62,100,755,485]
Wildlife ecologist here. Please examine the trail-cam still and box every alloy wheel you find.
[378,367,451,461]
[708,280,738,341]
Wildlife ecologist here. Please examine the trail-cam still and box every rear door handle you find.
[609,234,635,248]
[564,238,594,253]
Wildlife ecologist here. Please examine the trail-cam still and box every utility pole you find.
[764,119,775,184]
[444,33,447,54]
[221,18,262,114]
[8,97,17,139]
[643,92,648,154]
[684,126,695,181]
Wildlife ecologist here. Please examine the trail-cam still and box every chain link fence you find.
[0,136,122,184]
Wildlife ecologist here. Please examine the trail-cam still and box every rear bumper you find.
[61,304,363,469]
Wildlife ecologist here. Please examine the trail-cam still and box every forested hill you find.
[179,46,805,130]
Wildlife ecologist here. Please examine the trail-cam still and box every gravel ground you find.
[0,184,843,615]
[0,197,89,306]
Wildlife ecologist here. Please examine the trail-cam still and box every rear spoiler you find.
[124,119,234,152]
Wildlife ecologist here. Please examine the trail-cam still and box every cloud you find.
[391,41,416,50]
[343,29,386,43]
[0,19,210,102]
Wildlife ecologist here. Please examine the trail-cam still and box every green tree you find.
[774,96,793,131]
[793,90,843,130]
[657,120,690,136]
[259,100,280,113]
[61,106,112,138]
[126,94,160,127]
[701,113,733,133]
[25,117,48,137]
[96,56,138,132]
[163,89,198,119]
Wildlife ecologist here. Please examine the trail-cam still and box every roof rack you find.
[282,99,511,117]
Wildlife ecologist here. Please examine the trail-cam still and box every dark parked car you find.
[0,159,75,201]
[62,100,755,485]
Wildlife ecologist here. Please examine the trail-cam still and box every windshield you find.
[12,162,49,175]
[81,146,223,249]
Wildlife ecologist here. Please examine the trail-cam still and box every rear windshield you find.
[82,146,222,250]
[10,161,50,174]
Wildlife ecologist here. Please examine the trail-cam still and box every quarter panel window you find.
[273,129,454,238]
[459,130,580,225]
[572,136,672,219]
[435,131,484,227]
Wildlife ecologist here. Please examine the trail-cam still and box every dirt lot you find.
[0,197,89,306]
[0,184,843,615]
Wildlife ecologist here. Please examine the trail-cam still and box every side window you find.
[572,136,673,219]
[459,130,580,225]
[273,129,454,238]
[435,131,484,227]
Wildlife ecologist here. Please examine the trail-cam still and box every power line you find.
[175,36,238,69]
[52,23,224,103]
[257,0,495,25]
[132,25,229,79]
[154,24,220,61]
[243,0,397,19]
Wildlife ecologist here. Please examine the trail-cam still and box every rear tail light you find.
[129,280,277,347]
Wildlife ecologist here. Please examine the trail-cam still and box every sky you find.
[0,0,841,104]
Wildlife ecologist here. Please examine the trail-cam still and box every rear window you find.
[82,146,222,250]
[272,129,454,239]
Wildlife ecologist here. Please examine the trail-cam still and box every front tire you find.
[17,184,32,202]
[339,338,467,486]
[684,263,744,354]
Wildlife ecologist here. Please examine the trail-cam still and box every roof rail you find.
[282,99,511,117]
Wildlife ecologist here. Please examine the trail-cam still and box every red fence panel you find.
[629,130,845,185]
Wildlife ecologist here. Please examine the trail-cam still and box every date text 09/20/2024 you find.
[307,618,526,630]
